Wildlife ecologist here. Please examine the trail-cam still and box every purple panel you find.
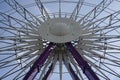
[65,42,100,80]
[23,42,55,80]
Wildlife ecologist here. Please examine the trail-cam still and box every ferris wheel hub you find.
[39,18,83,43]
[49,22,70,36]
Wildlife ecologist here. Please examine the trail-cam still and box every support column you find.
[23,42,55,80]
[65,42,100,80]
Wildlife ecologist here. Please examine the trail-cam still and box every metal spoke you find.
[66,42,100,80]
[77,48,120,76]
[35,0,50,21]
[78,0,113,25]
[23,42,55,80]
[58,50,63,80]
[38,52,54,80]
[67,52,84,80]
[4,0,42,27]
[0,0,120,80]
[0,12,39,34]
[63,52,84,80]
[70,0,84,20]
[83,10,120,30]
[59,0,61,17]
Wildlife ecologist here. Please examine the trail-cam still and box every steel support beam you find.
[23,42,55,80]
[65,42,100,80]
[42,64,53,80]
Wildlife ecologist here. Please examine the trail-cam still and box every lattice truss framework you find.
[0,0,120,80]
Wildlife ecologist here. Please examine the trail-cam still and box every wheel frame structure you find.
[0,0,120,80]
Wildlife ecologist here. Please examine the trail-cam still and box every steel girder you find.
[23,42,55,80]
[65,42,100,80]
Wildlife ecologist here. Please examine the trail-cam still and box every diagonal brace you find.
[65,42,100,80]
[23,42,55,80]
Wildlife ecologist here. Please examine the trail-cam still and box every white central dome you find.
[49,22,70,36]
[39,18,82,43]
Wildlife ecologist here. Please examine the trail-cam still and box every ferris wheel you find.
[0,0,120,80]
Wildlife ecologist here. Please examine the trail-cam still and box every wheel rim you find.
[0,0,120,80]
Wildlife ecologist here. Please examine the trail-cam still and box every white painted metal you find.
[39,18,83,43]
[0,0,120,80]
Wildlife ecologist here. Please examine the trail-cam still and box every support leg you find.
[23,43,55,80]
[65,42,100,80]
